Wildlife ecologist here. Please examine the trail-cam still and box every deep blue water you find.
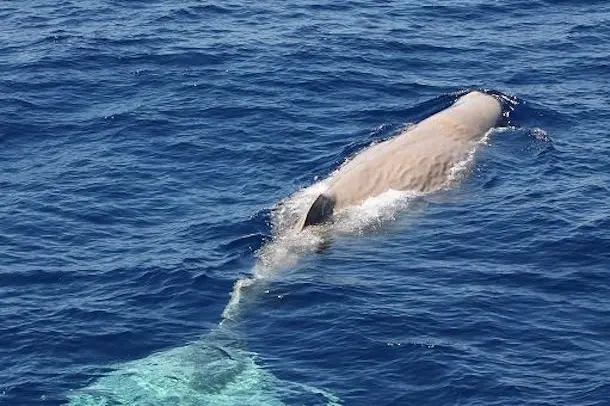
[2,1,610,405]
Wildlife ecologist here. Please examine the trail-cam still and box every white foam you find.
[221,181,420,321]
[221,180,329,321]
[332,189,421,235]
[447,127,497,185]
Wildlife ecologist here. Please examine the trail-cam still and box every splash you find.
[220,174,423,322]
[221,180,330,321]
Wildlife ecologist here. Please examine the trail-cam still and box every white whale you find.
[301,91,503,228]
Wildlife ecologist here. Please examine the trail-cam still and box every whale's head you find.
[451,91,503,132]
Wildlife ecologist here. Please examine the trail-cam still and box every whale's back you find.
[301,91,502,229]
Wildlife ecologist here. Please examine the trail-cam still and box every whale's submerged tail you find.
[66,327,342,406]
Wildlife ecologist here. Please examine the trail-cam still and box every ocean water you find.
[1,1,609,405]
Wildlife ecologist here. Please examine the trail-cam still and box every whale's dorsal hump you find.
[301,193,336,229]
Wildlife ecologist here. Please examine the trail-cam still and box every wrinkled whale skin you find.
[302,91,502,228]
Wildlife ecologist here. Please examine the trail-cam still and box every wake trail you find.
[220,127,500,322]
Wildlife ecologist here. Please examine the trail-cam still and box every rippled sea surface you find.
[2,1,610,405]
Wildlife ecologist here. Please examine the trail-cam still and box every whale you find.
[301,91,503,229]
[65,91,502,406]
